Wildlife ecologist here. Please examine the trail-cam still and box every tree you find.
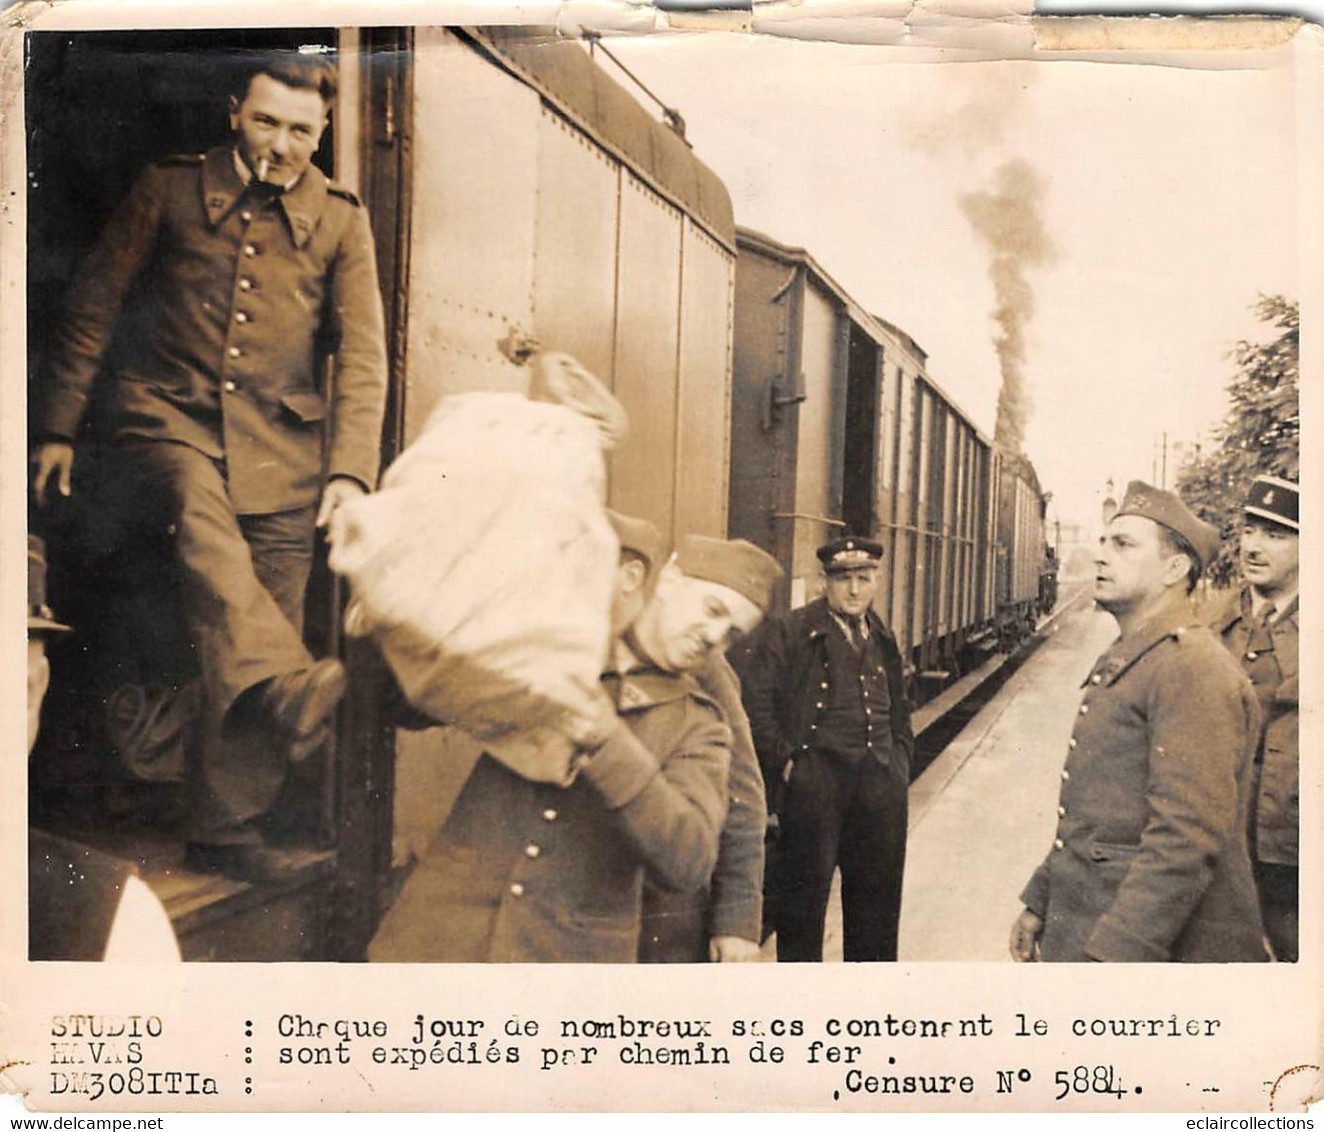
[1176,295,1298,587]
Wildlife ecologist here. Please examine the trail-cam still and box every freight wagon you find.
[25,26,737,960]
[728,228,1050,699]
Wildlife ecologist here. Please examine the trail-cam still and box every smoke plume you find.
[959,158,1056,454]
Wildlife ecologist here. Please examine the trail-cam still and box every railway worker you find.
[632,527,781,963]
[736,536,914,963]
[1206,476,1299,962]
[27,536,181,961]
[29,53,388,883]
[368,531,778,963]
[1010,482,1266,963]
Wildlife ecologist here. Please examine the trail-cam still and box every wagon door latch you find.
[763,372,806,430]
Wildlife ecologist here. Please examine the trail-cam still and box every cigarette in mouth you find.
[256,157,270,183]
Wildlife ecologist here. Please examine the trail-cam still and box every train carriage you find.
[728,227,1047,701]
[26,27,737,960]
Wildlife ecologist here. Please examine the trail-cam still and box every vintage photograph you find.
[6,3,1318,1113]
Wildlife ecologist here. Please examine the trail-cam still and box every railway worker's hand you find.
[316,475,367,529]
[709,935,761,963]
[30,442,75,507]
[1009,909,1044,962]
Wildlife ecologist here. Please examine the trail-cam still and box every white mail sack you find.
[328,363,625,785]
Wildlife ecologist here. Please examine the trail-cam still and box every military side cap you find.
[28,535,71,636]
[1114,481,1220,573]
[675,535,783,613]
[817,535,884,573]
[1244,475,1298,532]
[606,509,664,571]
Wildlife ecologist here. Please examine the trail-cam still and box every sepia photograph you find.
[3,0,1319,1114]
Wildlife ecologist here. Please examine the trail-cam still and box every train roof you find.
[736,225,1011,452]
[476,28,736,250]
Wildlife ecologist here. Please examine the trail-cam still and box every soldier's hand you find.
[30,442,75,506]
[708,935,761,963]
[1009,908,1044,962]
[316,476,367,529]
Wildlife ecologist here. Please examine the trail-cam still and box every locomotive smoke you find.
[959,158,1056,454]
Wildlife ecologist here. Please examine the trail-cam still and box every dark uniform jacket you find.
[40,146,387,514]
[368,666,732,963]
[1021,602,1266,962]
[735,596,913,810]
[1208,588,1299,867]
[639,652,766,959]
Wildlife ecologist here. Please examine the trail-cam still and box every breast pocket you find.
[279,390,329,425]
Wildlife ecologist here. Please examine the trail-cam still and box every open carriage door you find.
[326,27,416,959]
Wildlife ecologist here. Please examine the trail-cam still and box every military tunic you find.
[368,666,732,963]
[1209,588,1299,961]
[639,652,766,961]
[38,146,388,833]
[1021,602,1266,962]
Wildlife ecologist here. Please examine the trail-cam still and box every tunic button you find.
[524,844,540,859]
[809,724,817,732]
[1090,674,1101,685]
[240,210,252,222]
[542,809,557,822]
[239,278,253,292]
[1061,769,1070,781]
[815,702,824,710]
[1068,738,1077,749]
[1057,806,1066,818]
[1246,651,1258,661]
[223,380,237,392]
[1053,838,1064,850]
[509,883,525,897]
[244,244,258,257]
[228,346,241,358]
[820,682,828,690]
[1079,704,1089,715]
[236,311,249,323]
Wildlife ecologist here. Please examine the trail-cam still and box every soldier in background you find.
[1011,482,1265,963]
[737,536,914,963]
[29,53,388,883]
[27,536,181,962]
[1207,476,1299,961]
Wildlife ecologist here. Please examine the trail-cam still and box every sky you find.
[603,28,1301,535]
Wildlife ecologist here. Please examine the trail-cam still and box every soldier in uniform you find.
[736,536,914,963]
[368,533,778,963]
[29,54,388,882]
[1207,476,1299,961]
[1010,482,1266,963]
[632,529,781,964]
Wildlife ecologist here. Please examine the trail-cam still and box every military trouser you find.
[774,747,908,962]
[121,439,316,840]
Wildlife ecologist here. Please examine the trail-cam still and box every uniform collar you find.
[1251,585,1298,626]
[201,145,328,249]
[603,666,698,713]
[806,596,881,641]
[1088,597,1198,687]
